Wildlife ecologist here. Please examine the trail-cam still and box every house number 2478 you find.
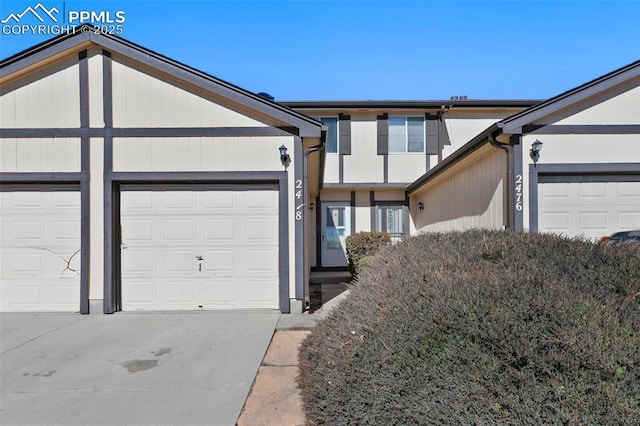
[295,179,303,220]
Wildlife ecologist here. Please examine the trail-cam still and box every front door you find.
[321,202,351,267]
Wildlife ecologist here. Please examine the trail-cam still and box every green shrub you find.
[345,231,391,275]
[299,230,640,425]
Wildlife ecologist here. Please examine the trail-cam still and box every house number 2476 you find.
[515,174,523,212]
[295,179,303,221]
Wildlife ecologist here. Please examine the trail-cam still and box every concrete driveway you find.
[0,311,279,426]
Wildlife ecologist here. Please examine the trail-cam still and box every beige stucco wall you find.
[343,115,384,183]
[0,55,80,129]
[443,110,516,158]
[411,146,506,233]
[110,57,267,128]
[387,154,426,183]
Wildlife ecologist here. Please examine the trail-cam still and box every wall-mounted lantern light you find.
[418,202,424,212]
[530,139,543,165]
[279,144,291,169]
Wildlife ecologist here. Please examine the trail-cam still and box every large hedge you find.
[299,230,640,425]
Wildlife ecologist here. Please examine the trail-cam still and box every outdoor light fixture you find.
[530,139,543,165]
[418,202,424,212]
[309,202,315,210]
[279,144,291,168]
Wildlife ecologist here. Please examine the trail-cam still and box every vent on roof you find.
[450,96,459,100]
[460,95,468,100]
[257,92,275,101]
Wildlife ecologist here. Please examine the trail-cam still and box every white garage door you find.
[538,181,640,240]
[120,186,279,310]
[0,189,81,312]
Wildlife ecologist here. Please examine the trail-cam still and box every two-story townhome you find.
[1,28,638,315]
[282,100,536,271]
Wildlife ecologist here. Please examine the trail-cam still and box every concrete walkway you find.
[1,312,279,426]
[238,288,350,425]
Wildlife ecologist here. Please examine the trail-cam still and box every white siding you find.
[412,147,506,233]
[0,57,80,128]
[88,49,104,128]
[538,80,640,125]
[112,136,290,172]
[0,138,80,173]
[443,111,511,157]
[89,138,104,301]
[111,59,267,128]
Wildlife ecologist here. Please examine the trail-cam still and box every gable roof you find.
[498,60,640,135]
[0,26,323,137]
[407,59,640,194]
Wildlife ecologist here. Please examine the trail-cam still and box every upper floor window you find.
[319,117,339,153]
[389,116,424,153]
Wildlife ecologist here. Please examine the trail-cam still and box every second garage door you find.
[538,180,640,240]
[120,186,280,310]
[0,188,81,312]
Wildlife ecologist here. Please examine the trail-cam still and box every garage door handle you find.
[121,245,128,250]
[196,256,204,261]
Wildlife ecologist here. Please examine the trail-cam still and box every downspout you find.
[488,132,514,230]
[301,128,326,307]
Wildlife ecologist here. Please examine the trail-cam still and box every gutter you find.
[488,132,514,230]
[300,127,326,305]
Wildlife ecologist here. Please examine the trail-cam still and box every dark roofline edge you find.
[406,124,500,194]
[0,25,323,136]
[281,100,541,109]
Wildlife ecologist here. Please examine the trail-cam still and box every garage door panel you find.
[204,280,236,304]
[121,250,154,272]
[204,250,235,272]
[203,191,234,209]
[121,188,279,310]
[539,181,640,240]
[164,250,196,273]
[204,219,236,240]
[246,219,277,241]
[1,191,80,312]
[165,281,197,303]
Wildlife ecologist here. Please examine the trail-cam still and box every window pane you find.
[375,205,404,238]
[321,117,338,153]
[407,117,424,152]
[388,117,406,153]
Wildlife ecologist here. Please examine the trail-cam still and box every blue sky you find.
[1,0,639,101]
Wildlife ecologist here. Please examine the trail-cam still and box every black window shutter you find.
[425,113,439,155]
[377,113,388,155]
[338,113,351,155]
[439,116,451,147]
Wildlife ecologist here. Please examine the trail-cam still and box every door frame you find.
[320,200,352,267]
[528,163,640,232]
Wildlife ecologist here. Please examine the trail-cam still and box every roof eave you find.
[406,123,500,194]
[1,26,323,137]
